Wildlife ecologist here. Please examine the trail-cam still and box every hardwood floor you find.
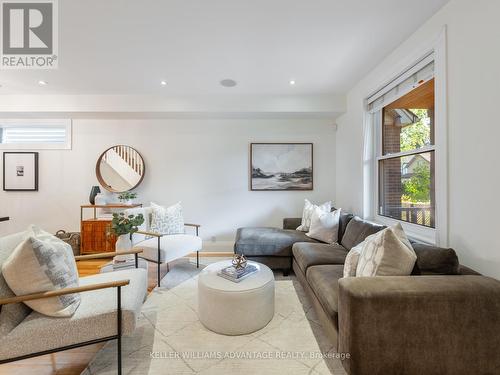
[0,257,169,375]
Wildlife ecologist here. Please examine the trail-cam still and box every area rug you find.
[82,261,347,375]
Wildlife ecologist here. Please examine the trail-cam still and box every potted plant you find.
[117,191,138,205]
[110,212,144,262]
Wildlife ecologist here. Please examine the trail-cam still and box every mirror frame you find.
[95,145,146,193]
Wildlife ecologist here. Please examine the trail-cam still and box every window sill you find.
[374,214,436,245]
[0,143,71,150]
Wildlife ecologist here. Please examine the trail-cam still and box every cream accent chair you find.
[125,207,202,286]
[0,228,147,375]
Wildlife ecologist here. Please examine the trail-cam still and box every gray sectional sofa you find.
[234,211,500,375]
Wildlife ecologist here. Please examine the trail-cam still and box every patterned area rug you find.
[82,259,347,375]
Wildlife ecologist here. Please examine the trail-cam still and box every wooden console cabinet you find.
[80,204,142,254]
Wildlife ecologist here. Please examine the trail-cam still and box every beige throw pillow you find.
[343,233,379,277]
[356,224,417,277]
[296,199,332,232]
[306,208,341,244]
[2,236,81,317]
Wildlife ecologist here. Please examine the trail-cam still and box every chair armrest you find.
[135,230,163,237]
[184,223,200,236]
[338,275,500,374]
[136,226,201,237]
[283,218,302,230]
[0,280,130,306]
[74,249,143,261]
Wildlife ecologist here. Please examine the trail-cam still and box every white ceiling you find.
[0,0,449,96]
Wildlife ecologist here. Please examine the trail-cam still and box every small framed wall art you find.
[3,152,39,191]
[250,143,313,191]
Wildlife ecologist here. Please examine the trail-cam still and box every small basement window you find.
[0,119,72,149]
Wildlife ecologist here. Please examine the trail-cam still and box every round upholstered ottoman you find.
[198,260,275,335]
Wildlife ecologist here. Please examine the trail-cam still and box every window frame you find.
[0,119,72,150]
[374,108,437,238]
[363,28,448,246]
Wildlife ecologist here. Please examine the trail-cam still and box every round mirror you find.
[96,145,145,192]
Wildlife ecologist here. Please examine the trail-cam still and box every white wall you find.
[335,0,500,278]
[0,118,336,251]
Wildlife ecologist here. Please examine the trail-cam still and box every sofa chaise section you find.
[234,209,354,274]
[234,227,318,274]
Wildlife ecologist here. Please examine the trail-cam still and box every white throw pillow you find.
[296,199,332,232]
[2,235,81,317]
[306,208,341,244]
[356,223,417,277]
[150,202,184,235]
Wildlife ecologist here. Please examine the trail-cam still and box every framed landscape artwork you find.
[250,143,313,191]
[3,152,39,191]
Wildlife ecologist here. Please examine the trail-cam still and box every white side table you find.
[198,260,275,335]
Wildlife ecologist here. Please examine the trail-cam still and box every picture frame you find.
[3,152,39,191]
[250,143,313,191]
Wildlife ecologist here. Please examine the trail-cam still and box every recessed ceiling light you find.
[289,80,296,86]
[160,80,167,86]
[38,80,48,86]
[220,79,237,88]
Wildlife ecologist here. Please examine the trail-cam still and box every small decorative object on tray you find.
[232,254,248,270]
[218,261,258,283]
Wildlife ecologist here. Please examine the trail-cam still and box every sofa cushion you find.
[235,227,317,257]
[340,216,385,250]
[283,217,303,231]
[338,211,354,243]
[410,242,460,275]
[293,242,348,274]
[0,268,147,361]
[306,264,344,320]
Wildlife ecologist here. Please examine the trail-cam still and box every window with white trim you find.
[366,53,437,231]
[0,119,72,149]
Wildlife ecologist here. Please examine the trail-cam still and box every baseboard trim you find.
[188,251,233,257]
[200,240,234,253]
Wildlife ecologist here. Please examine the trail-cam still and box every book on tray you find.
[217,265,258,283]
[112,259,136,270]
